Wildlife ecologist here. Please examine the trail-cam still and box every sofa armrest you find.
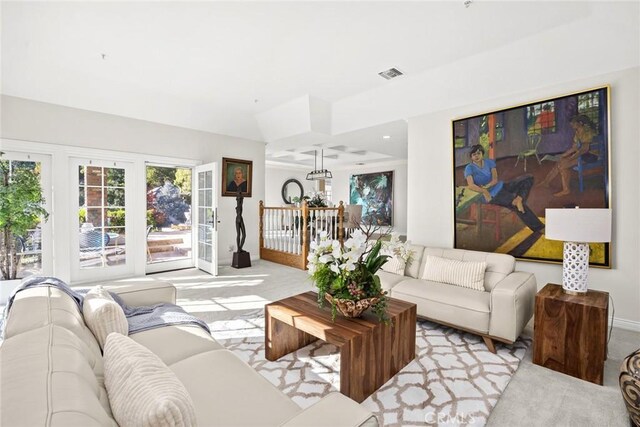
[102,278,176,306]
[488,271,536,342]
[280,393,378,427]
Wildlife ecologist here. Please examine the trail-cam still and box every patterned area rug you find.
[210,314,530,427]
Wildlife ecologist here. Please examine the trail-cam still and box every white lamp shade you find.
[344,205,363,228]
[545,208,612,243]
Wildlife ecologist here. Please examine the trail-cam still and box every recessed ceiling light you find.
[382,135,391,139]
[378,68,404,80]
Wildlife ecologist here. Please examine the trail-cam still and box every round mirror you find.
[281,179,304,204]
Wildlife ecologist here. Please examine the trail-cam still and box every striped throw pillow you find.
[381,256,406,275]
[421,255,487,291]
[104,333,197,427]
[83,285,129,350]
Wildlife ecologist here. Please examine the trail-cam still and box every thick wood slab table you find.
[265,291,417,403]
[532,283,609,385]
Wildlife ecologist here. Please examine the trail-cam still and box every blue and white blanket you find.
[1,276,209,339]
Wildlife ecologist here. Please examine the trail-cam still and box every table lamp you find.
[545,207,611,294]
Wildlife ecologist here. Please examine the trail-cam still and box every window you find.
[78,165,126,269]
[454,121,468,148]
[479,113,505,143]
[578,92,601,129]
[527,102,556,134]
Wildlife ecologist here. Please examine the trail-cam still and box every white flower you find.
[319,254,334,264]
[330,263,340,274]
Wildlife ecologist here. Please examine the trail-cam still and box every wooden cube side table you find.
[533,283,609,385]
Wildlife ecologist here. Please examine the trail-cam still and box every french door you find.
[70,158,134,282]
[0,151,52,279]
[194,163,218,275]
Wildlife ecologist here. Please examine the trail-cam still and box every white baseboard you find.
[612,317,640,332]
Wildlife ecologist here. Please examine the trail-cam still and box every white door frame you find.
[70,157,135,282]
[145,162,196,274]
[1,151,53,278]
[195,162,218,276]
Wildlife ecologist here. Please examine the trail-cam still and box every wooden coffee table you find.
[265,291,417,403]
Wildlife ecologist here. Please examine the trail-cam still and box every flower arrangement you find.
[292,191,328,208]
[307,229,411,322]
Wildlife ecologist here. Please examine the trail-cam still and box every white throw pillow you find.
[380,255,406,275]
[421,255,487,291]
[104,333,198,427]
[83,285,129,350]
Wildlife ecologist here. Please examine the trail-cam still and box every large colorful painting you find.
[452,86,611,267]
[349,171,393,227]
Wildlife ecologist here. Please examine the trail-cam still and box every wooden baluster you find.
[276,209,284,251]
[338,201,344,246]
[301,201,309,269]
[288,209,293,254]
[259,201,264,253]
[269,209,274,249]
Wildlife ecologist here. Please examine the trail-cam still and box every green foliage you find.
[174,169,192,204]
[146,166,176,189]
[310,239,390,323]
[78,208,86,224]
[0,157,49,280]
[107,209,125,227]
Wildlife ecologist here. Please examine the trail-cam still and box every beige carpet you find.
[211,312,529,426]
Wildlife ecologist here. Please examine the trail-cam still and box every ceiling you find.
[2,1,638,167]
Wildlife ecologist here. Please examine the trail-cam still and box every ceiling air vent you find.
[378,67,404,80]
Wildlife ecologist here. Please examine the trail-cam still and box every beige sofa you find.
[0,279,377,426]
[378,246,536,352]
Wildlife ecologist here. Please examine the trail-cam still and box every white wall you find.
[264,165,314,206]
[1,95,266,280]
[331,161,407,234]
[407,67,640,328]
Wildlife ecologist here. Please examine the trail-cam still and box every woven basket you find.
[324,293,381,318]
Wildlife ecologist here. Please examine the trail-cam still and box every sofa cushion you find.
[420,247,515,291]
[130,324,224,366]
[83,285,129,350]
[390,278,490,334]
[0,324,117,427]
[377,270,407,292]
[421,255,486,291]
[4,287,102,358]
[405,244,425,278]
[169,350,301,426]
[104,333,197,427]
[380,255,406,275]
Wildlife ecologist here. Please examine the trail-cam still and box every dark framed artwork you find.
[452,86,611,267]
[349,171,393,227]
[222,157,252,197]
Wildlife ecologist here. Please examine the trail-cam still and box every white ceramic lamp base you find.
[562,241,590,294]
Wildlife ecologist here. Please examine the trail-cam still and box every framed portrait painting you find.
[349,170,393,227]
[452,86,611,267]
[222,157,252,197]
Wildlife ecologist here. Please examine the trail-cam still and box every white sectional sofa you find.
[0,279,377,426]
[378,245,537,352]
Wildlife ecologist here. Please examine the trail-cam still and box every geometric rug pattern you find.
[211,314,530,427]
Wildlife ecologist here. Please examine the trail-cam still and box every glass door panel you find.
[72,158,133,282]
[145,165,194,272]
[0,152,51,280]
[195,163,217,275]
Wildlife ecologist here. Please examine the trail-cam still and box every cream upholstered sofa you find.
[378,245,536,352]
[0,279,377,427]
